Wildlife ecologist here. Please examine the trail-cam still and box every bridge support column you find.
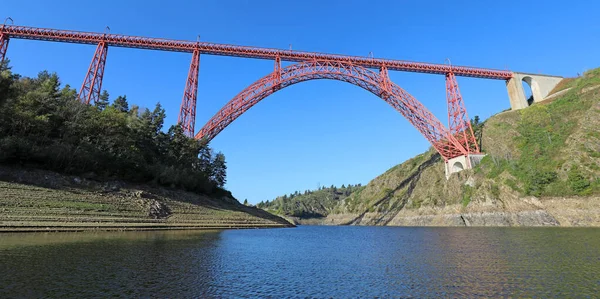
[273,55,282,91]
[178,48,200,138]
[506,72,563,110]
[79,41,108,105]
[445,154,486,179]
[0,33,9,62]
[446,72,479,154]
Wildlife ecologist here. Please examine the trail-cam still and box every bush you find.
[568,166,591,194]
[490,184,500,198]
[462,185,473,207]
[524,171,557,196]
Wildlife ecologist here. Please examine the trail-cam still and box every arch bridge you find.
[0,23,562,177]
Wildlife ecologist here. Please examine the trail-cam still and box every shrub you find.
[462,185,473,207]
[568,166,591,194]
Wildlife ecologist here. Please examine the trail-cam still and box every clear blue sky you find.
[3,0,599,204]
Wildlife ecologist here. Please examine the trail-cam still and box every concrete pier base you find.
[506,73,563,110]
[445,154,487,179]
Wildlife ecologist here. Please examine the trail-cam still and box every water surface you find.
[1,226,599,297]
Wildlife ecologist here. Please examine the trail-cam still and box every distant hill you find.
[260,67,600,226]
[256,184,362,218]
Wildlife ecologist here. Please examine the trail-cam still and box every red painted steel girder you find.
[178,49,200,137]
[0,32,8,62]
[78,41,108,105]
[0,25,513,80]
[196,60,469,160]
[446,72,480,155]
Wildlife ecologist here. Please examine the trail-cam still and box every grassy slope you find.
[0,166,292,232]
[266,67,600,225]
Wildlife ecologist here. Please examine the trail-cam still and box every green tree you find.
[243,199,248,205]
[198,139,213,174]
[471,115,483,149]
[211,152,227,187]
[151,103,166,135]
[96,90,109,111]
[112,95,129,113]
[0,65,227,197]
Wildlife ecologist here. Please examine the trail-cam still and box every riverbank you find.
[285,196,600,227]
[0,166,293,232]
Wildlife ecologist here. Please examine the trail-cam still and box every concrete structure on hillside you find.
[506,72,563,110]
[445,154,487,179]
[446,72,563,178]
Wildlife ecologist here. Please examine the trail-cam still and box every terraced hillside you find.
[0,167,292,232]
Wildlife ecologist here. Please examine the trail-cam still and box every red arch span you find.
[195,60,468,160]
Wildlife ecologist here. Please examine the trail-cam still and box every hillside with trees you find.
[0,61,226,195]
[257,184,362,218]
[0,61,293,231]
[259,67,600,226]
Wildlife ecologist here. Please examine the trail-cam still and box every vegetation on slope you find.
[0,61,227,196]
[259,67,600,224]
[480,67,600,197]
[256,184,362,217]
[0,166,291,232]
[0,62,293,230]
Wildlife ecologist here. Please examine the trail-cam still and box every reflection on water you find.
[1,227,599,297]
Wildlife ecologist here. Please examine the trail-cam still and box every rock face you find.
[148,199,171,219]
[295,196,600,227]
[386,210,560,227]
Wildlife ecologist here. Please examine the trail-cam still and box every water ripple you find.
[0,227,599,298]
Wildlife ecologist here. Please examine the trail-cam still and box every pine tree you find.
[151,103,166,135]
[211,152,227,187]
[95,90,109,111]
[198,139,213,174]
[128,105,139,117]
[112,95,129,113]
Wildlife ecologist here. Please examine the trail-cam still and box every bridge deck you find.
[1,25,513,80]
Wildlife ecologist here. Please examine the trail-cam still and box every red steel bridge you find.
[0,23,515,162]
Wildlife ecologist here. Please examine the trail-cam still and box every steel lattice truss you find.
[196,60,469,160]
[0,24,493,157]
[0,32,8,62]
[78,41,108,105]
[178,49,201,137]
[0,25,513,79]
[446,72,480,155]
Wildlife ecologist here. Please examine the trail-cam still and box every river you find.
[1,226,599,298]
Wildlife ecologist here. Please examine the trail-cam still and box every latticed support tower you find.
[446,71,480,156]
[78,41,108,105]
[178,48,200,138]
